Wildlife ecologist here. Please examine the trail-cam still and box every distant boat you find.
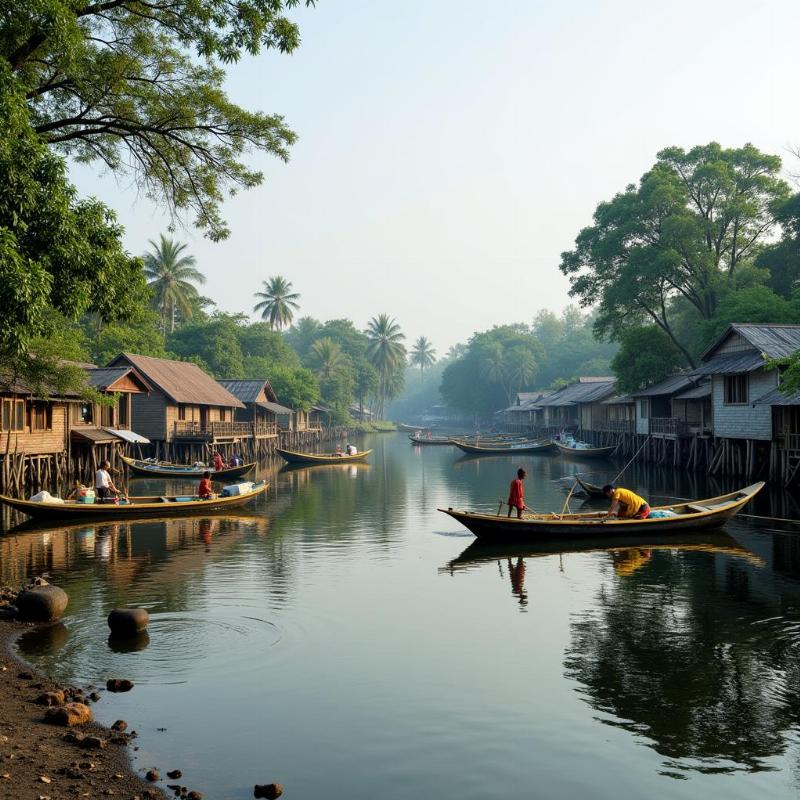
[554,440,616,459]
[122,455,255,479]
[276,448,372,465]
[398,423,426,432]
[409,434,452,445]
[439,482,763,541]
[0,481,269,521]
[453,439,555,455]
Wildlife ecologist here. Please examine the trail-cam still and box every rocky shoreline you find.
[0,616,166,800]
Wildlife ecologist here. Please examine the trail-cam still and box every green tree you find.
[167,313,244,377]
[285,316,322,360]
[268,365,319,411]
[0,64,144,394]
[310,338,347,381]
[560,143,789,367]
[143,235,205,333]
[409,336,437,377]
[352,356,378,421]
[701,286,794,346]
[253,276,300,331]
[4,1,313,240]
[611,326,686,394]
[365,314,406,417]
[757,193,800,298]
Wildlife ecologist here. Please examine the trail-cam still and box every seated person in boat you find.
[213,451,224,471]
[95,461,120,503]
[198,471,214,500]
[507,468,527,519]
[335,444,343,456]
[346,443,358,456]
[602,485,650,519]
[65,480,86,501]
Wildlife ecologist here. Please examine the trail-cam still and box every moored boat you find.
[409,434,452,445]
[438,482,763,540]
[453,439,555,455]
[0,481,269,521]
[554,441,616,459]
[275,448,372,465]
[122,455,255,479]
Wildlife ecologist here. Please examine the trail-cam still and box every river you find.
[4,432,800,799]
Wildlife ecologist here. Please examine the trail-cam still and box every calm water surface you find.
[4,434,800,799]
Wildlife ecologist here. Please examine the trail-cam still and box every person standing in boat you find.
[507,468,527,518]
[602,485,650,519]
[95,460,120,503]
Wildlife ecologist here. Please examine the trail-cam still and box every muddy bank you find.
[0,617,165,800]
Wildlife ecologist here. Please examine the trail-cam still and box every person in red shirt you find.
[213,451,224,472]
[198,471,213,500]
[507,468,527,518]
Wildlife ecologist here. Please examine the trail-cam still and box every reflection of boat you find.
[409,434,452,445]
[275,448,372,465]
[278,460,372,473]
[554,441,615,459]
[443,530,765,569]
[0,481,269,521]
[122,455,255,479]
[439,483,763,540]
[453,439,554,455]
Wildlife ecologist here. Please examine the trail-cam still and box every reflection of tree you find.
[565,551,800,774]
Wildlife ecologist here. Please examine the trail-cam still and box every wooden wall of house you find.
[1,401,68,455]
[712,369,776,441]
[130,392,168,441]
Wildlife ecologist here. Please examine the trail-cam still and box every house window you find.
[638,399,649,419]
[178,405,186,421]
[219,408,227,422]
[29,402,52,432]
[724,374,748,405]
[79,403,93,424]
[2,399,25,432]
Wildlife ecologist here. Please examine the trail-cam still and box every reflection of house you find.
[108,353,244,446]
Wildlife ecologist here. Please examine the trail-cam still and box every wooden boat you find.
[438,482,763,541]
[409,434,452,445]
[574,475,606,498]
[275,448,372,465]
[0,481,269,521]
[122,455,255,479]
[554,441,616,459]
[453,439,555,455]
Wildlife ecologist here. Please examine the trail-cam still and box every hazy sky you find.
[71,0,800,354]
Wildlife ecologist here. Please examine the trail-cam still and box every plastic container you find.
[76,488,95,505]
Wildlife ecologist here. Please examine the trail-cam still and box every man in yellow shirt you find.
[602,485,651,519]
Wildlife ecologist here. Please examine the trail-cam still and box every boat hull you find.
[453,440,555,455]
[554,442,616,459]
[439,483,763,541]
[0,482,269,521]
[409,436,452,445]
[122,456,255,479]
[275,448,372,465]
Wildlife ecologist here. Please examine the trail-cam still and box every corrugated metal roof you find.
[673,381,712,401]
[71,427,118,443]
[537,380,616,407]
[110,354,244,408]
[258,400,294,415]
[602,394,635,405]
[631,374,693,398]
[690,351,767,376]
[218,379,278,404]
[105,428,150,444]
[702,323,800,361]
[755,387,800,406]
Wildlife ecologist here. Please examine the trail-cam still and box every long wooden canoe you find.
[453,439,555,455]
[575,475,607,497]
[0,481,269,521]
[409,434,453,445]
[438,482,763,540]
[554,441,616,459]
[122,455,255,479]
[275,448,372,465]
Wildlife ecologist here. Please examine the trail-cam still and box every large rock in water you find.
[16,585,69,622]
[107,608,149,636]
[44,702,93,727]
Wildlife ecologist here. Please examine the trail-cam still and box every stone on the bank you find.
[254,784,283,799]
[166,770,182,779]
[17,585,69,622]
[45,702,93,727]
[106,679,134,693]
[111,720,127,732]
[80,736,107,750]
[35,691,65,706]
[107,608,149,636]
[145,769,160,782]
[187,792,202,800]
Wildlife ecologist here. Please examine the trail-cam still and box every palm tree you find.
[253,276,300,330]
[365,314,406,417]
[410,336,436,377]
[143,235,205,333]
[310,338,346,381]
